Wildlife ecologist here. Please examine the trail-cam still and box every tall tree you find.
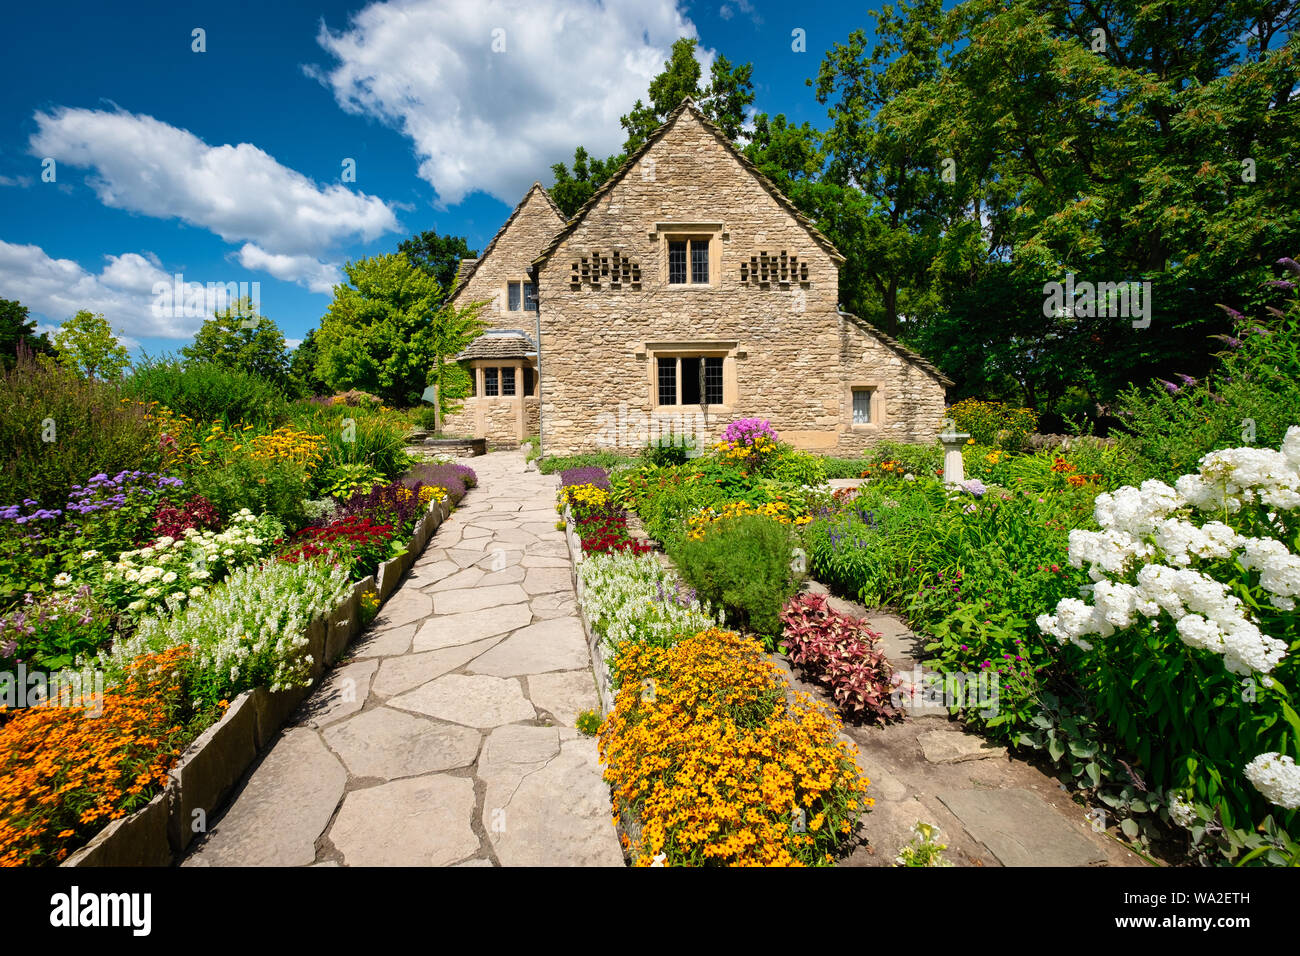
[549,147,623,218]
[314,253,486,409]
[52,310,131,380]
[181,298,291,389]
[397,231,477,298]
[620,37,756,151]
[0,298,52,369]
[288,328,328,397]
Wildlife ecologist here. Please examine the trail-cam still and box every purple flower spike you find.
[1277,257,1300,275]
[1157,379,1181,395]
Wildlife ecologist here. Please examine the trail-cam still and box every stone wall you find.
[452,184,564,333]
[536,107,947,457]
[441,396,526,445]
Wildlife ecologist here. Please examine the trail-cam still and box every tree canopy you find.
[52,310,131,381]
[181,298,292,390]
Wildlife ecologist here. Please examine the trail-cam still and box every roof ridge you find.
[838,310,954,388]
[450,182,566,303]
[532,98,842,269]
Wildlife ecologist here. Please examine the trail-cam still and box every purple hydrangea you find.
[960,478,988,497]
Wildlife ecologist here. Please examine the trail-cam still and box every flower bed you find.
[599,627,869,866]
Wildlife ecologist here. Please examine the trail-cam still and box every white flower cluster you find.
[578,551,721,660]
[1037,428,1300,676]
[79,511,282,616]
[1243,752,1300,811]
[1166,793,1197,829]
[102,556,350,697]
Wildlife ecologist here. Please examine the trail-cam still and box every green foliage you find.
[522,434,541,463]
[1113,299,1300,483]
[862,441,943,477]
[288,328,329,398]
[182,455,311,530]
[317,463,386,500]
[397,231,477,297]
[538,452,635,475]
[0,351,162,508]
[674,514,803,645]
[0,298,53,369]
[52,310,131,380]
[124,357,289,429]
[575,709,602,736]
[315,252,485,409]
[896,822,952,867]
[642,434,695,468]
[412,405,441,431]
[181,298,292,391]
[767,449,828,486]
[949,399,1038,451]
[286,402,413,481]
[549,147,624,218]
[819,456,872,479]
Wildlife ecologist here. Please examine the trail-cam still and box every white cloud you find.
[285,338,304,350]
[236,243,341,294]
[312,0,706,206]
[0,241,230,340]
[28,107,400,256]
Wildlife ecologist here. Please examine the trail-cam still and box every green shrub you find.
[1112,303,1300,483]
[287,403,412,481]
[183,455,311,530]
[317,463,386,500]
[412,405,441,431]
[642,434,696,467]
[862,441,942,477]
[673,514,803,645]
[124,358,289,429]
[539,452,635,475]
[767,448,828,486]
[949,399,1038,451]
[820,457,871,479]
[0,352,162,508]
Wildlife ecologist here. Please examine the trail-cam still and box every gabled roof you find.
[839,310,954,388]
[451,182,564,303]
[533,97,844,270]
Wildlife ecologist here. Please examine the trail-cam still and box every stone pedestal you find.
[940,432,971,485]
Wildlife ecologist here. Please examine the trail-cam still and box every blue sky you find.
[0,0,877,357]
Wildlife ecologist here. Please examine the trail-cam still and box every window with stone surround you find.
[655,355,723,405]
[667,237,710,285]
[506,280,537,311]
[852,388,873,424]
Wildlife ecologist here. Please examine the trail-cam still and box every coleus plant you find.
[780,592,904,725]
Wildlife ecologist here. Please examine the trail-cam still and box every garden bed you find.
[59,493,459,867]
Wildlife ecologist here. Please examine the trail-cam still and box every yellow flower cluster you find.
[714,434,777,467]
[396,484,445,505]
[558,483,611,514]
[245,427,325,467]
[686,499,812,540]
[599,628,870,867]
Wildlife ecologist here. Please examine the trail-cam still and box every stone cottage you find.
[445,98,950,455]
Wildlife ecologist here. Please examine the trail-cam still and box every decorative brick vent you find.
[740,250,810,287]
[571,249,642,290]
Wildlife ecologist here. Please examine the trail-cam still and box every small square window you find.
[852,389,873,425]
[501,367,516,396]
[523,282,537,311]
[507,282,521,311]
[484,367,499,397]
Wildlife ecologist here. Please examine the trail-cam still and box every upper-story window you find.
[507,280,537,311]
[667,238,710,285]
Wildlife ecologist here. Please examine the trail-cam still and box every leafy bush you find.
[599,627,869,866]
[288,403,412,482]
[642,434,696,467]
[412,405,441,431]
[768,449,828,486]
[780,593,902,724]
[674,514,803,644]
[862,441,943,477]
[949,398,1038,451]
[539,452,635,475]
[1113,295,1300,484]
[0,352,162,509]
[182,455,311,531]
[0,585,113,671]
[318,463,386,500]
[124,358,289,429]
[820,457,873,479]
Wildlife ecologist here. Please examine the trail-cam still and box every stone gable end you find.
[453,185,565,329]
[536,106,944,456]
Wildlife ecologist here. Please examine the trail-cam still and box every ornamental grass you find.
[0,646,191,867]
[599,627,869,866]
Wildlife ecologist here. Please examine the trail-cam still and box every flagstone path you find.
[183,450,624,867]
